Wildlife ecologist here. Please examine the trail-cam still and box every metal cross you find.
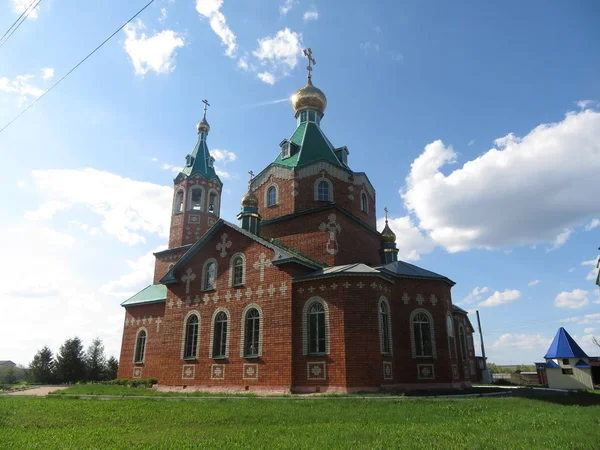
[202,99,210,117]
[303,48,316,79]
[384,207,388,222]
[248,170,254,189]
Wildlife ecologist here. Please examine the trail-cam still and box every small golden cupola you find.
[197,99,211,134]
[379,207,399,264]
[291,48,327,117]
[238,171,261,235]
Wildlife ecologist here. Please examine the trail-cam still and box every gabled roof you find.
[574,359,591,369]
[177,136,221,182]
[294,263,393,283]
[273,122,343,169]
[160,219,323,284]
[375,260,455,285]
[544,327,589,359]
[121,284,167,307]
[452,305,469,315]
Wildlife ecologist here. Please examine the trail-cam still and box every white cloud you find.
[577,100,594,109]
[237,55,249,71]
[460,286,489,305]
[162,163,183,173]
[258,72,275,85]
[151,157,158,162]
[360,42,380,53]
[279,0,296,15]
[389,51,403,62]
[211,149,237,163]
[401,109,600,253]
[159,7,168,23]
[528,280,540,286]
[123,20,185,75]
[41,67,54,81]
[561,313,600,325]
[303,9,319,21]
[215,168,232,179]
[468,140,475,146]
[582,258,599,281]
[584,327,595,334]
[28,168,172,245]
[0,74,44,106]
[13,0,40,19]
[547,228,572,252]
[376,216,435,261]
[25,200,71,221]
[585,218,600,231]
[478,289,521,307]
[196,0,237,58]
[253,28,302,75]
[375,26,383,33]
[554,289,589,309]
[493,333,552,350]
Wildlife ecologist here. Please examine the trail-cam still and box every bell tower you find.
[168,100,223,248]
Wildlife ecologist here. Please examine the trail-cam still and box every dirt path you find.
[5,386,68,396]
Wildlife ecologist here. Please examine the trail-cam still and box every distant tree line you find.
[28,337,118,384]
[487,363,536,374]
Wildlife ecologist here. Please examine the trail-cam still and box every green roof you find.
[121,284,167,307]
[178,135,221,181]
[273,122,342,168]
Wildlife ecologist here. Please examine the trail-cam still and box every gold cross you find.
[384,207,388,222]
[303,48,316,80]
[202,99,210,118]
[248,170,254,189]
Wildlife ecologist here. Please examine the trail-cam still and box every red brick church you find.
[118,50,478,392]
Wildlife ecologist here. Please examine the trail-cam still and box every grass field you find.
[1,393,600,449]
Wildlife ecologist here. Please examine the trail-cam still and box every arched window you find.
[267,186,277,207]
[203,260,217,290]
[208,191,218,215]
[134,329,147,363]
[447,315,455,359]
[231,256,244,286]
[174,190,184,214]
[212,311,228,358]
[308,302,326,354]
[188,187,203,211]
[183,314,199,359]
[412,312,433,357]
[317,180,330,201]
[361,192,368,212]
[459,326,467,361]
[379,299,392,355]
[244,308,260,357]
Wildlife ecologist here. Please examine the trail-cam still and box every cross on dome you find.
[303,48,316,80]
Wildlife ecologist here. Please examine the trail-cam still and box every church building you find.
[118,49,478,392]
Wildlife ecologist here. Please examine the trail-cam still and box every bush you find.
[104,377,158,388]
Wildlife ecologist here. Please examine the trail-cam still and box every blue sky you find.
[0,0,599,366]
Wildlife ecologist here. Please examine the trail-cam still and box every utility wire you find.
[0,0,43,49]
[0,0,155,135]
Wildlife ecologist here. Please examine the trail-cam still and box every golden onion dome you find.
[241,190,258,208]
[381,221,396,244]
[197,117,210,134]
[291,78,327,116]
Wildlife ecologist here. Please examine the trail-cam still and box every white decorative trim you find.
[209,307,230,358]
[378,296,393,356]
[180,310,201,359]
[360,189,368,213]
[210,364,225,380]
[133,327,148,364]
[409,308,437,359]
[402,293,410,305]
[187,185,206,211]
[264,182,279,207]
[417,364,435,380]
[182,364,196,380]
[452,364,459,379]
[243,364,259,380]
[133,366,143,379]
[202,258,218,290]
[181,268,196,294]
[216,233,232,258]
[314,176,334,201]
[239,303,264,358]
[318,213,341,255]
[307,361,327,380]
[383,361,393,380]
[302,297,330,356]
[251,166,293,190]
[416,294,424,305]
[253,252,273,282]
[228,252,246,287]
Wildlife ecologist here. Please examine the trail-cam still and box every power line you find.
[0,0,156,135]
[0,0,42,49]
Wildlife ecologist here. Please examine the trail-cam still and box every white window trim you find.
[228,252,246,287]
[302,296,330,356]
[265,182,279,207]
[409,308,437,359]
[173,189,185,215]
[202,258,218,291]
[207,188,220,215]
[239,303,264,358]
[313,177,333,202]
[133,327,148,364]
[378,296,393,356]
[181,310,201,360]
[360,189,369,213]
[209,307,230,359]
[187,185,206,211]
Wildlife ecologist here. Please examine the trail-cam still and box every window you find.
[300,111,307,122]
[212,311,228,358]
[562,368,573,375]
[562,358,570,365]
[204,260,217,290]
[208,156,215,168]
[183,315,199,359]
[232,256,244,286]
[281,142,290,159]
[361,193,368,212]
[413,312,433,357]
[208,192,218,214]
[189,187,203,211]
[267,186,277,207]
[308,302,326,354]
[459,326,467,361]
[308,110,316,122]
[244,308,260,357]
[134,329,147,363]
[379,300,392,355]
[174,190,184,214]
[317,180,330,201]
[447,315,455,359]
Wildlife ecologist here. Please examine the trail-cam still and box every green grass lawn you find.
[1,394,599,449]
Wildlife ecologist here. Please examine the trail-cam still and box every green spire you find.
[273,121,342,168]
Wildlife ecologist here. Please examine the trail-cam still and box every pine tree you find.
[29,346,55,384]
[85,338,107,382]
[105,356,119,381]
[54,337,86,383]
